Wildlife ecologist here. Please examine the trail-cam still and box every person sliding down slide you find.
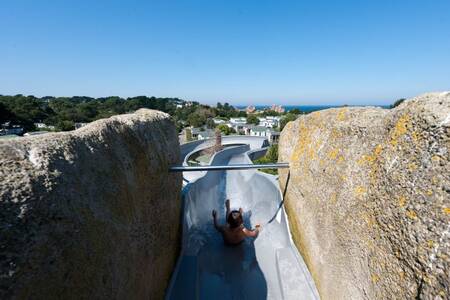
[212,199,261,245]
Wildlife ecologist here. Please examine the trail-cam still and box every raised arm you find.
[212,210,224,233]
[225,199,231,218]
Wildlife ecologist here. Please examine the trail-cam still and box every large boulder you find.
[0,109,182,299]
[279,92,449,299]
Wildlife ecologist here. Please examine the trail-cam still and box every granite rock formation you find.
[0,109,181,299]
[279,92,450,299]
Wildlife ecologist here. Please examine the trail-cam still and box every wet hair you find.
[227,210,243,228]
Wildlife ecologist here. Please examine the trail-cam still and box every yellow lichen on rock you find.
[336,109,348,121]
[390,114,411,147]
[328,148,339,160]
[330,192,337,204]
[371,274,380,284]
[408,162,418,171]
[398,196,407,207]
[354,186,367,198]
[279,92,450,300]
[406,210,417,220]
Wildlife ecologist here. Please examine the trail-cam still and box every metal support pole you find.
[169,163,289,172]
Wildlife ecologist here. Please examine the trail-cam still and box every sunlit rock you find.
[0,109,181,299]
[279,92,450,299]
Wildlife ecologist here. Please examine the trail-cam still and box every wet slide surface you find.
[166,143,319,300]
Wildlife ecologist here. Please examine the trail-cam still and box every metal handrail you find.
[169,163,289,172]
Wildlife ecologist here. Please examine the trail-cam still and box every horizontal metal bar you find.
[169,163,289,172]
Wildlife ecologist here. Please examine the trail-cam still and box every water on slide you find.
[166,145,319,300]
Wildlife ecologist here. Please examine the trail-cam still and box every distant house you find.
[75,122,88,129]
[241,124,253,135]
[229,117,247,125]
[34,123,46,129]
[246,105,256,113]
[249,126,280,144]
[268,131,280,144]
[34,123,55,130]
[191,127,216,140]
[270,104,285,113]
[258,116,280,128]
[213,118,227,125]
[249,126,269,137]
[228,117,247,133]
[0,123,24,136]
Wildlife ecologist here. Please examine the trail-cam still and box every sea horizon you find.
[235,104,390,113]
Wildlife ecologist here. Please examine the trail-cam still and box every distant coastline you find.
[235,105,390,113]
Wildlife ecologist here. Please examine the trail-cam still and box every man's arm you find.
[225,199,231,218]
[212,210,224,233]
[243,224,261,237]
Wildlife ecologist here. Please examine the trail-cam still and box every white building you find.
[229,117,247,125]
[213,118,227,125]
[228,117,247,132]
[191,127,216,140]
[75,122,88,129]
[34,123,55,130]
[0,124,24,136]
[257,116,280,128]
[249,126,280,144]
[249,126,270,137]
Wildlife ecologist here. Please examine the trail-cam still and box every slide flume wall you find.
[166,137,319,299]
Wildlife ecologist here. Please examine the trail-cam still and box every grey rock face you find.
[0,109,182,299]
[278,92,450,299]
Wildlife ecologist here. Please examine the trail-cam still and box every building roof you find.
[250,126,269,132]
[198,130,216,138]
[191,127,216,137]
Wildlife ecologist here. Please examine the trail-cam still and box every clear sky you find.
[1,0,449,105]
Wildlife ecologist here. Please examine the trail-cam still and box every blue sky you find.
[1,0,449,105]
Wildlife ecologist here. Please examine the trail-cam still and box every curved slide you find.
[166,139,319,299]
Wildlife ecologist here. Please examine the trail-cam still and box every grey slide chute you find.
[166,138,319,299]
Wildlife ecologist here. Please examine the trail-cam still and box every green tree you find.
[246,114,259,125]
[265,144,278,162]
[0,94,215,133]
[0,102,13,123]
[206,118,216,129]
[216,124,235,135]
[187,112,207,127]
[215,102,241,118]
[261,110,280,117]
[390,98,406,108]
[56,120,75,131]
[289,108,302,115]
[253,144,279,175]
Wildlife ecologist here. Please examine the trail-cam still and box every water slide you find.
[166,138,319,299]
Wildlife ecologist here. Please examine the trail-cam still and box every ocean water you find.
[236,105,390,113]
